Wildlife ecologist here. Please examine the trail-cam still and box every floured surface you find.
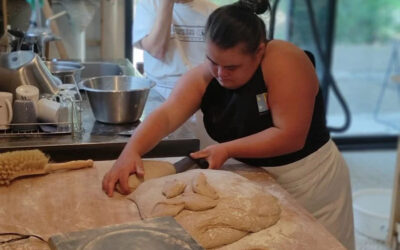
[130,167,345,250]
[0,160,140,249]
[0,159,346,250]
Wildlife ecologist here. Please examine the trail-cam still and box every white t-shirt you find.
[133,0,217,88]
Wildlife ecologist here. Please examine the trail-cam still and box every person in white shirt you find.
[133,0,218,148]
[133,0,217,99]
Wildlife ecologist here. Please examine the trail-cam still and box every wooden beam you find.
[42,0,69,59]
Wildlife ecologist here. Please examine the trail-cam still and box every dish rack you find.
[0,89,83,138]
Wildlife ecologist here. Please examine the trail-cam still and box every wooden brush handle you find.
[45,159,94,172]
[2,0,7,31]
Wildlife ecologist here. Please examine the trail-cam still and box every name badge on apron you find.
[256,92,269,114]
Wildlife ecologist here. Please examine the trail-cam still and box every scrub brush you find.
[0,149,94,186]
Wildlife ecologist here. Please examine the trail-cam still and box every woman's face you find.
[206,41,264,89]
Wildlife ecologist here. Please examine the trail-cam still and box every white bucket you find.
[352,188,392,241]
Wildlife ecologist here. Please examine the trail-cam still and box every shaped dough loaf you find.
[162,179,186,198]
[116,160,176,193]
[192,172,219,200]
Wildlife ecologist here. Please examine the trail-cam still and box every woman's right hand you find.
[102,151,144,197]
[190,144,230,170]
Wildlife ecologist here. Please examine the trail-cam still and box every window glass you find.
[331,0,400,137]
[272,0,400,138]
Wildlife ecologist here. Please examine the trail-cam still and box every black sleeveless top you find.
[200,66,330,167]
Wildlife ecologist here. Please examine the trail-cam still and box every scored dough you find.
[129,170,281,249]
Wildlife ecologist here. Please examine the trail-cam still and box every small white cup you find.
[0,92,13,130]
[37,98,69,124]
[16,85,40,102]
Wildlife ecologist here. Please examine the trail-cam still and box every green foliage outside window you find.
[208,0,400,44]
[336,0,400,44]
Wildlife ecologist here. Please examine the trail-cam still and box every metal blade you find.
[173,157,197,173]
[173,156,209,173]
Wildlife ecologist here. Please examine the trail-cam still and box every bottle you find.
[59,89,82,135]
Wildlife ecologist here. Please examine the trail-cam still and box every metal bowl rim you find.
[44,61,85,73]
[80,75,156,93]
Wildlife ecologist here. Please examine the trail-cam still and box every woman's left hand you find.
[190,144,229,169]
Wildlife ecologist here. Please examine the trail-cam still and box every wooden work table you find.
[0,159,345,249]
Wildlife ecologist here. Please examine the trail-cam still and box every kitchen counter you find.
[0,159,345,249]
[0,59,199,161]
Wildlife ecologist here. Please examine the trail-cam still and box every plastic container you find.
[352,188,392,241]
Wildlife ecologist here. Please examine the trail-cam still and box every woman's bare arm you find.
[102,64,212,195]
[139,0,174,60]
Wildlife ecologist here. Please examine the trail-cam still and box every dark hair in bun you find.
[205,0,270,54]
[237,0,271,15]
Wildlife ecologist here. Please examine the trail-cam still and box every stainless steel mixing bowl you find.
[80,76,155,124]
[0,51,60,95]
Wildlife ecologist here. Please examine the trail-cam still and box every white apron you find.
[263,139,355,250]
